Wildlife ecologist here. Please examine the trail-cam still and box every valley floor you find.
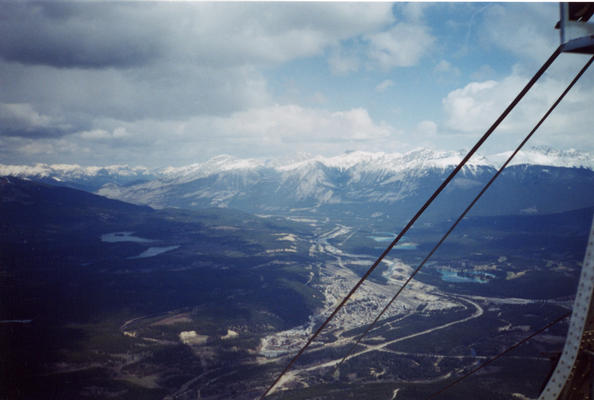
[98,223,574,400]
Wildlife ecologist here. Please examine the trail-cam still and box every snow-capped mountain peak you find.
[2,147,591,184]
[488,147,594,169]
[159,155,268,183]
[2,146,592,200]
[3,146,593,224]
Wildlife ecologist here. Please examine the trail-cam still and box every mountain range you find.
[2,147,594,228]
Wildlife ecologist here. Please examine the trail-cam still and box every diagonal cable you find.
[258,46,561,399]
[425,311,571,400]
[334,54,594,370]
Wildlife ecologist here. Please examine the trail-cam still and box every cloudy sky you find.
[1,2,592,167]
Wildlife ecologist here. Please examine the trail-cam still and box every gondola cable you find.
[334,54,594,372]
[425,311,571,400]
[259,46,562,399]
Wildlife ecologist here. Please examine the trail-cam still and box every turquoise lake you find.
[438,269,495,284]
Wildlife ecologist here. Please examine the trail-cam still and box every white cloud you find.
[443,2,594,153]
[0,103,52,128]
[0,61,272,123]
[326,4,434,75]
[208,105,392,142]
[0,3,395,126]
[0,3,395,70]
[14,104,397,166]
[15,138,88,157]
[4,3,591,166]
[366,23,435,69]
[375,79,394,92]
[443,80,499,133]
[195,105,399,159]
[19,141,56,156]
[0,102,70,137]
[441,68,594,151]
[198,3,393,66]
[79,127,130,141]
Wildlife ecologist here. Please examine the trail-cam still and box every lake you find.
[437,268,494,284]
[368,232,418,250]
[129,245,180,259]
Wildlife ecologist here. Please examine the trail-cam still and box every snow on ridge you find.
[2,147,591,182]
[159,155,268,182]
[277,149,492,174]
[488,148,594,169]
[291,147,590,173]
[320,151,387,169]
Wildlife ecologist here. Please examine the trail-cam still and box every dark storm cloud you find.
[0,2,396,70]
[0,126,70,138]
[0,3,162,69]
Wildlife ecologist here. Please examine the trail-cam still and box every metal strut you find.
[421,54,594,399]
[539,214,594,399]
[258,46,561,399]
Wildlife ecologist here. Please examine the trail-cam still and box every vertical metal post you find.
[539,214,594,400]
[560,2,567,45]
